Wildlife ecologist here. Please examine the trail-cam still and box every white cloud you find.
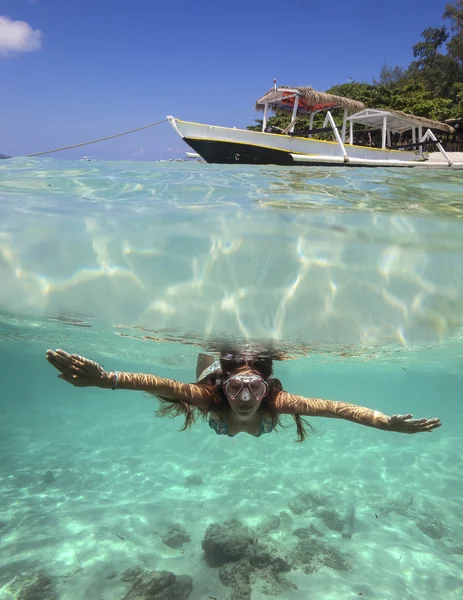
[0,16,42,57]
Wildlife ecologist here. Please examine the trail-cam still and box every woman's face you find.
[223,372,268,417]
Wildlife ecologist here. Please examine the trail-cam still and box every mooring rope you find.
[26,118,167,157]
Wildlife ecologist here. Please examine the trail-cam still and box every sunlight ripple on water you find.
[0,157,462,368]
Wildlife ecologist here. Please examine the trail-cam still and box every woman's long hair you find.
[153,353,314,442]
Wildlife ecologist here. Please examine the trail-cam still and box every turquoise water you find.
[0,157,462,599]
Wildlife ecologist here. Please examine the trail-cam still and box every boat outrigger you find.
[167,83,462,168]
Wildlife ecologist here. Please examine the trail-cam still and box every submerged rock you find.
[316,508,344,532]
[257,514,281,534]
[161,524,191,549]
[202,519,254,567]
[202,516,349,597]
[287,491,325,515]
[219,560,252,600]
[293,525,324,539]
[6,572,57,600]
[219,552,294,600]
[292,537,350,573]
[121,566,144,583]
[120,566,192,600]
[202,519,294,599]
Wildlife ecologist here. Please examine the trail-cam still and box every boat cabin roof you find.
[347,108,454,133]
[255,86,365,114]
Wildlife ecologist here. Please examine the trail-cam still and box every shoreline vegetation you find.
[248,1,463,148]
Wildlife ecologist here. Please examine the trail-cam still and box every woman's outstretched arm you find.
[275,391,441,434]
[46,349,214,407]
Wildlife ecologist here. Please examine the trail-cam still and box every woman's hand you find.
[46,349,114,388]
[389,413,441,434]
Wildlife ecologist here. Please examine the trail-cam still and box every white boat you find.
[167,84,462,168]
[184,151,205,162]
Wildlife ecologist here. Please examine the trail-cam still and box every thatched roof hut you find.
[256,86,365,114]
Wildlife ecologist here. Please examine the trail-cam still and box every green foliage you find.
[248,1,463,129]
[373,65,408,89]
[374,2,463,115]
[326,81,457,121]
[444,0,463,61]
[389,84,455,120]
[247,111,342,137]
[444,0,463,30]
[331,4,463,118]
[326,83,392,108]
[247,114,292,132]
[412,27,448,61]
[452,81,463,114]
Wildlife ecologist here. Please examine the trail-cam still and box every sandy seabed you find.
[0,354,462,600]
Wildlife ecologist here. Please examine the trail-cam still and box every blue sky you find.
[0,0,454,160]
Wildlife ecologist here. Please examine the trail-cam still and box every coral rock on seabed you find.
[258,514,281,534]
[287,491,325,515]
[202,519,294,600]
[120,567,193,600]
[161,524,191,548]
[316,508,344,532]
[202,520,255,568]
[219,561,253,600]
[293,525,324,539]
[5,573,57,600]
[291,538,350,573]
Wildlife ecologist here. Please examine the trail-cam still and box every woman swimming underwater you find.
[46,348,441,440]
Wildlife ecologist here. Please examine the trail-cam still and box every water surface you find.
[0,158,462,600]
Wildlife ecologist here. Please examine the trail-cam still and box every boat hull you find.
[183,137,296,165]
[167,117,430,167]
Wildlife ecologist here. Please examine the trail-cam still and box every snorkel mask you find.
[223,372,269,402]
